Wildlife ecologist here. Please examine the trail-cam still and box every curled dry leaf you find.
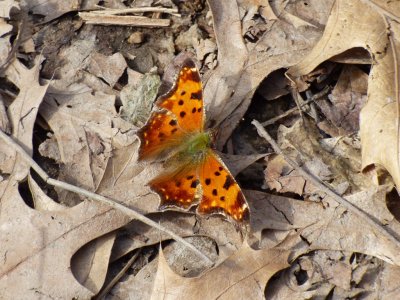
[86,52,127,87]
[1,57,48,179]
[111,211,244,264]
[316,65,368,136]
[248,187,400,266]
[267,251,400,299]
[206,0,332,148]
[287,0,400,187]
[151,243,290,300]
[0,58,132,298]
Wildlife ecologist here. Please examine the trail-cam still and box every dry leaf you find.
[112,211,243,263]
[1,58,48,179]
[0,58,131,298]
[205,0,331,148]
[86,52,127,87]
[248,187,400,266]
[287,0,400,187]
[0,0,19,18]
[151,243,290,299]
[24,0,80,23]
[316,65,368,136]
[120,72,161,127]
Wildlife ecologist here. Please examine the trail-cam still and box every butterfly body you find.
[137,55,249,224]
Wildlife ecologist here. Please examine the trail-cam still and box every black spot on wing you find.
[169,119,177,126]
[191,180,200,188]
[223,175,234,190]
[190,91,202,100]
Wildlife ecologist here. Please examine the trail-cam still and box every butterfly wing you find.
[198,151,249,223]
[138,58,204,161]
[149,164,201,210]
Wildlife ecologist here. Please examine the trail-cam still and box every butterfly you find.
[137,54,249,224]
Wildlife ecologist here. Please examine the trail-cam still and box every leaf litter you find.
[0,0,400,299]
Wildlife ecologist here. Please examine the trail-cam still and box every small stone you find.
[128,32,144,44]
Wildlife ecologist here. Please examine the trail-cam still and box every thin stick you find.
[95,249,141,299]
[79,13,170,27]
[0,130,213,265]
[261,86,330,127]
[252,119,400,248]
[92,6,180,16]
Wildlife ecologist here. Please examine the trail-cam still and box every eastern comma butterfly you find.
[137,54,249,224]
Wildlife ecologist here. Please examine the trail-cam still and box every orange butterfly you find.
[137,54,249,224]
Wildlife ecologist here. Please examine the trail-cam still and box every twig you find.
[0,129,213,266]
[79,13,170,27]
[252,119,400,249]
[261,86,330,126]
[95,249,141,299]
[92,6,180,17]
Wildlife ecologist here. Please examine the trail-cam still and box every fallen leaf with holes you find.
[204,0,331,148]
[265,119,368,196]
[0,58,140,298]
[316,65,368,136]
[248,187,400,266]
[266,250,400,299]
[288,0,400,187]
[151,243,290,300]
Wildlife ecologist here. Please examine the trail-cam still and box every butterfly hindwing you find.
[198,151,249,222]
[149,165,201,210]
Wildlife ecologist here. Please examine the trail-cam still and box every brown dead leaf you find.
[316,65,368,136]
[39,84,134,205]
[86,52,127,87]
[206,0,333,148]
[287,0,400,187]
[1,57,48,179]
[112,211,243,264]
[0,0,19,18]
[151,243,290,300]
[248,187,400,266]
[120,72,161,127]
[267,250,400,299]
[0,58,132,298]
[267,119,367,196]
[24,0,81,23]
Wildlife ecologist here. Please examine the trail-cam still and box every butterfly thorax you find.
[178,131,211,163]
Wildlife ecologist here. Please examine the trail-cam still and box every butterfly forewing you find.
[156,59,204,133]
[138,58,204,161]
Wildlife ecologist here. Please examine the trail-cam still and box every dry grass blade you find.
[0,130,214,266]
